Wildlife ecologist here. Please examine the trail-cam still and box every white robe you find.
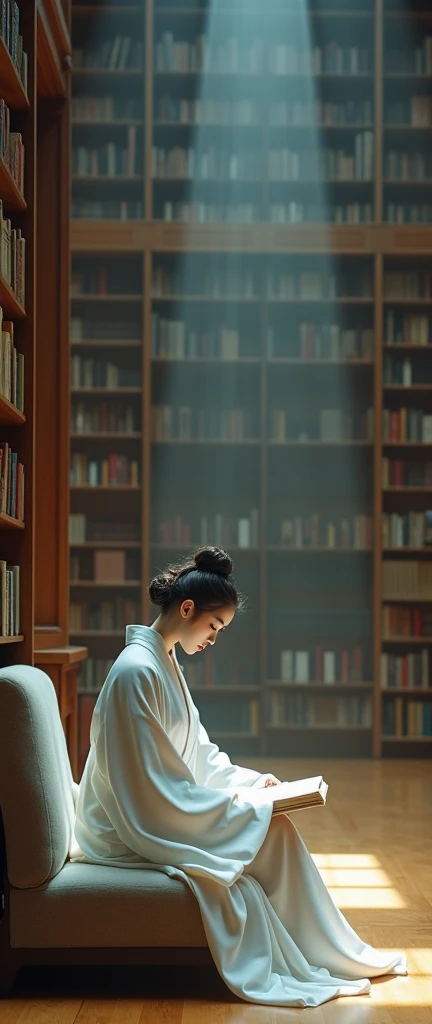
[70,624,407,1008]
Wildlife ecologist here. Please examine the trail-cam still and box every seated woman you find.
[71,545,407,1008]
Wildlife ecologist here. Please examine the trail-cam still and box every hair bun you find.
[194,546,232,577]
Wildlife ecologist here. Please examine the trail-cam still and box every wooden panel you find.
[71,220,146,251]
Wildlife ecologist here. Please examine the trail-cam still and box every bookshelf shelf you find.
[382,735,432,742]
[0,158,26,212]
[70,580,141,587]
[0,36,29,109]
[381,688,432,695]
[71,433,142,439]
[266,723,372,731]
[71,542,141,549]
[70,485,141,491]
[0,396,25,426]
[71,388,142,395]
[383,597,432,604]
[70,630,125,637]
[266,681,374,690]
[0,513,25,531]
[71,295,143,302]
[0,276,26,319]
[71,340,142,348]
[383,637,432,645]
[190,686,261,694]
[268,546,372,553]
[0,635,25,645]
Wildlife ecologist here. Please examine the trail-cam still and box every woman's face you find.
[178,601,236,656]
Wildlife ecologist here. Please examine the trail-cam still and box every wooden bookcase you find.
[70,0,432,768]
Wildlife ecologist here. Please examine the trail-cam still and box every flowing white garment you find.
[71,625,407,1008]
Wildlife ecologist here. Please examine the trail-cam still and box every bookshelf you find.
[70,0,432,768]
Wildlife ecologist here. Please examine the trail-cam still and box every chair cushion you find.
[10,862,207,948]
[0,666,75,889]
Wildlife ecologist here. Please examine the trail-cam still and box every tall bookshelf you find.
[71,0,432,768]
[0,4,36,668]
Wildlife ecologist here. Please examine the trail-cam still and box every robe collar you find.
[125,624,196,764]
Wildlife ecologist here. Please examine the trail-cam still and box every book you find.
[234,776,328,816]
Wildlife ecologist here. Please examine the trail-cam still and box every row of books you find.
[158,201,374,225]
[71,264,141,297]
[383,512,432,549]
[70,454,139,487]
[384,271,432,300]
[270,408,374,443]
[385,39,432,76]
[385,151,432,182]
[72,96,142,123]
[382,409,432,444]
[151,266,372,300]
[381,651,430,690]
[69,515,140,544]
[387,97,432,128]
[151,136,374,181]
[156,511,259,549]
[266,693,372,727]
[189,663,258,690]
[71,402,139,435]
[71,357,141,389]
[152,318,250,360]
[270,202,372,224]
[280,646,366,684]
[0,313,24,412]
[152,405,257,442]
[382,605,432,638]
[70,599,140,632]
[0,100,24,196]
[0,201,25,308]
[267,325,374,361]
[381,698,432,738]
[0,1,27,91]
[0,560,19,636]
[385,312,432,347]
[278,514,372,550]
[155,97,373,127]
[154,34,371,74]
[71,201,143,221]
[385,204,432,226]
[70,550,138,584]
[72,39,144,71]
[71,318,140,342]
[79,658,114,693]
[73,132,140,178]
[202,700,260,737]
[383,357,428,387]
[382,458,432,488]
[0,442,24,520]
[382,560,432,599]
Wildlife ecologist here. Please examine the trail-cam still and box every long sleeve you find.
[75,670,273,887]
[194,720,280,791]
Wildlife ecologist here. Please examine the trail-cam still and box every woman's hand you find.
[264,778,279,787]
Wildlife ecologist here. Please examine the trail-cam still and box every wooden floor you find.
[3,758,432,1023]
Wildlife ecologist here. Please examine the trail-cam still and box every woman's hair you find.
[148,546,244,614]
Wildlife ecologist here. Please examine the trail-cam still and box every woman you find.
[71,545,407,1008]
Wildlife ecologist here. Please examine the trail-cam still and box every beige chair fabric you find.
[10,862,207,948]
[0,665,75,889]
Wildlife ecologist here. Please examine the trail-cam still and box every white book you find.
[294,651,309,683]
[234,776,328,816]
[323,651,336,684]
[281,649,293,682]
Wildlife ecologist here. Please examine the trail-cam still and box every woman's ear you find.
[181,599,195,619]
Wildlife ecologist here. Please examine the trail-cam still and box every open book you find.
[234,776,328,816]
